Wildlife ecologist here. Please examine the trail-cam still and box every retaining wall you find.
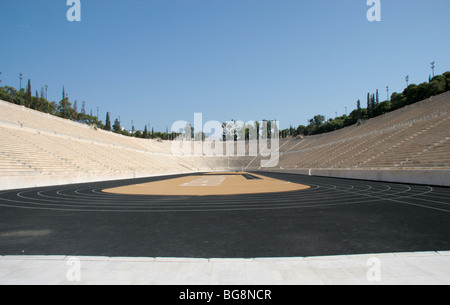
[266,168,450,187]
[0,170,198,191]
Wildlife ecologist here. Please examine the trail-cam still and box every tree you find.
[371,94,376,116]
[403,84,418,105]
[416,82,431,101]
[296,125,306,136]
[57,94,72,119]
[49,101,57,115]
[183,123,192,140]
[57,86,74,119]
[143,125,149,138]
[430,75,446,96]
[305,115,326,135]
[260,119,273,139]
[443,71,450,90]
[0,87,8,102]
[348,109,360,125]
[104,112,111,131]
[356,99,362,120]
[31,90,39,110]
[113,118,121,133]
[25,79,32,108]
[390,92,405,110]
[309,115,325,127]
[81,101,86,123]
[39,88,46,112]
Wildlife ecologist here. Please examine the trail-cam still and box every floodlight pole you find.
[45,85,48,100]
[386,86,389,101]
[19,73,23,91]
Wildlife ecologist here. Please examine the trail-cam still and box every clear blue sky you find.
[1,0,449,131]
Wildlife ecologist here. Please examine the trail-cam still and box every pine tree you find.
[57,95,71,119]
[113,118,121,133]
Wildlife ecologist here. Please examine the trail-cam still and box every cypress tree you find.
[40,88,46,112]
[143,125,148,138]
[370,94,376,115]
[104,112,111,131]
[81,101,86,123]
[357,99,361,120]
[25,79,32,108]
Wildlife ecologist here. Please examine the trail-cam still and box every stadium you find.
[1,89,449,284]
[1,1,450,286]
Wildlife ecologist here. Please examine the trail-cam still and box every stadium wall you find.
[266,168,450,187]
[0,170,200,191]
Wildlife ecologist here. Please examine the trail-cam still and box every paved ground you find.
[1,252,450,285]
[0,172,449,284]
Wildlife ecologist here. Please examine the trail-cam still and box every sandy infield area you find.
[102,172,310,196]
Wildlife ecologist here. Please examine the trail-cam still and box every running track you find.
[0,172,449,258]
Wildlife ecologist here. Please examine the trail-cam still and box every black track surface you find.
[0,172,449,258]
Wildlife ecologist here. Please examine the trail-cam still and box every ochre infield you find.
[102,172,310,196]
